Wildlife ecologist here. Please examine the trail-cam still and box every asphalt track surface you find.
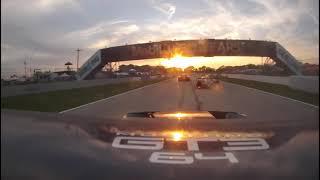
[64,77,319,122]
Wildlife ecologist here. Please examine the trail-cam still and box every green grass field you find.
[1,78,167,112]
[220,77,319,106]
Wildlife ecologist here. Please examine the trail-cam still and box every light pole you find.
[24,60,27,77]
[76,48,82,71]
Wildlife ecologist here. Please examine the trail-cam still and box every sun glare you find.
[174,112,186,119]
[171,131,184,141]
[161,54,195,69]
[160,55,262,69]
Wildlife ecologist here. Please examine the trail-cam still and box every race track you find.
[63,77,319,122]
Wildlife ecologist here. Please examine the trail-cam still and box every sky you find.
[1,0,319,77]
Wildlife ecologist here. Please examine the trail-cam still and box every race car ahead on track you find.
[196,75,220,89]
[196,77,210,89]
[177,74,191,81]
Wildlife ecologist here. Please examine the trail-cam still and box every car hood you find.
[1,110,319,180]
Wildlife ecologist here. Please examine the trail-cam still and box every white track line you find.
[223,81,319,109]
[59,79,172,114]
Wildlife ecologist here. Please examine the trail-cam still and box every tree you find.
[140,65,152,72]
[118,64,135,72]
[246,64,256,69]
[153,66,167,74]
[197,66,215,73]
[167,67,182,74]
[184,66,195,73]
[198,66,207,72]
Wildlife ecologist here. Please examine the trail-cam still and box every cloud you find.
[65,21,139,49]
[153,1,176,20]
[37,0,80,11]
[2,0,81,17]
[88,40,109,49]
[113,24,140,36]
[88,37,119,49]
[1,0,319,77]
[64,20,130,40]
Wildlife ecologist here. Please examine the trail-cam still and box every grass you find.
[220,77,319,106]
[1,78,167,112]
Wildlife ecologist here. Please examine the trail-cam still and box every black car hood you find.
[1,110,319,180]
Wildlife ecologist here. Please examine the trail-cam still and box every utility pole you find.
[24,60,27,77]
[29,56,32,77]
[76,48,82,71]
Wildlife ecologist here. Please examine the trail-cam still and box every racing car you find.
[177,74,191,81]
[196,76,211,89]
[196,78,208,89]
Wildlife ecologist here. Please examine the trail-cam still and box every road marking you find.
[59,79,173,114]
[190,79,201,110]
[177,82,185,109]
[223,81,319,108]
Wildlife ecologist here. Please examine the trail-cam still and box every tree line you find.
[118,63,318,76]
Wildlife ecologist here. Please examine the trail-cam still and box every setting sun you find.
[161,54,199,69]
[161,54,189,69]
[159,55,262,69]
